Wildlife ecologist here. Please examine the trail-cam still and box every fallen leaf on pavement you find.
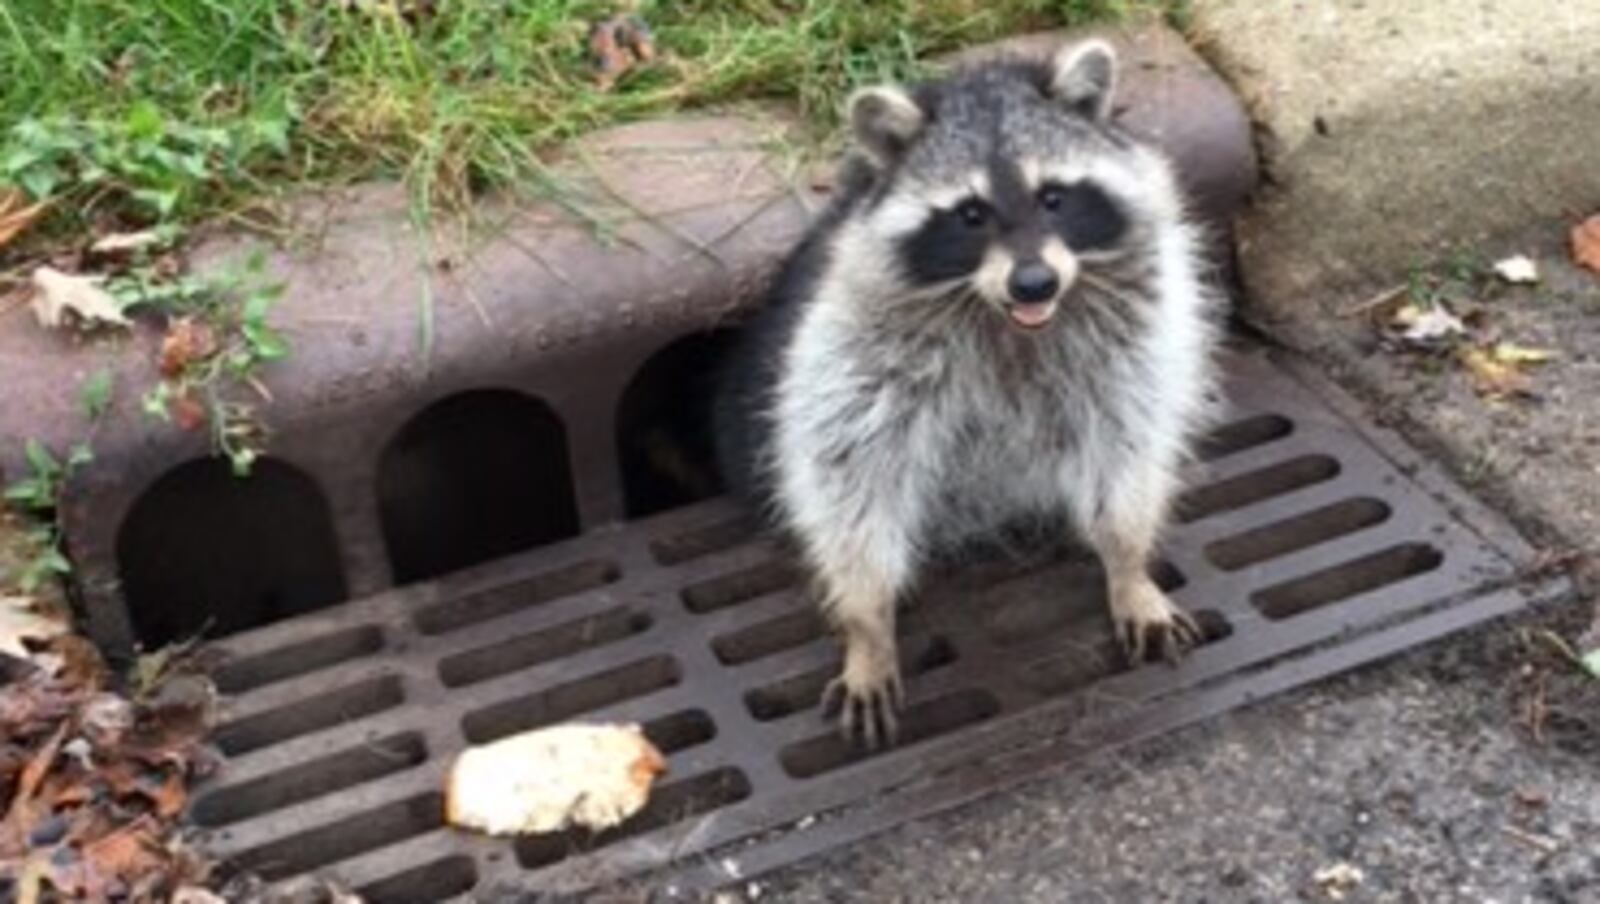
[158,318,219,377]
[1391,301,1467,347]
[1572,214,1600,276]
[1313,862,1365,900]
[1,595,69,661]
[170,392,208,431]
[0,189,49,250]
[29,266,131,330]
[1492,254,1540,285]
[1458,345,1533,399]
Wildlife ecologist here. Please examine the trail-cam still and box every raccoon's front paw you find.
[1110,579,1201,664]
[821,657,905,750]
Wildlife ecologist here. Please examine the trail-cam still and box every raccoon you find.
[713,40,1221,747]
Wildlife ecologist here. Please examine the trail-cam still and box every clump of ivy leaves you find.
[2,100,293,590]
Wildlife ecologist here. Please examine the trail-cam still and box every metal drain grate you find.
[190,349,1565,901]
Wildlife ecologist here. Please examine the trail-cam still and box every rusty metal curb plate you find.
[188,348,1567,901]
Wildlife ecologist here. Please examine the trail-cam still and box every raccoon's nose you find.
[1007,262,1060,304]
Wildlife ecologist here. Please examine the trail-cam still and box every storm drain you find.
[189,348,1564,901]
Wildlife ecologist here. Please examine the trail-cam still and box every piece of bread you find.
[445,723,667,836]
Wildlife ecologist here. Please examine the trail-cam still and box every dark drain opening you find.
[437,607,652,688]
[1205,498,1391,570]
[214,625,384,695]
[215,674,405,756]
[231,792,443,880]
[378,390,579,585]
[515,768,752,868]
[986,561,1185,647]
[746,636,957,721]
[360,856,478,904]
[1252,543,1445,620]
[460,655,681,744]
[712,608,825,666]
[779,688,1001,779]
[1197,413,1293,461]
[651,514,763,566]
[682,558,802,613]
[192,733,426,827]
[1178,454,1341,523]
[1017,609,1232,696]
[617,332,737,518]
[642,709,717,753]
[413,559,620,635]
[117,458,348,648]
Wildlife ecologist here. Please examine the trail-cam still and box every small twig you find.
[1501,824,1561,855]
[1337,283,1408,318]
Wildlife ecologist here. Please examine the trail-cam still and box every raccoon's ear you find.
[1048,39,1118,120]
[847,85,926,166]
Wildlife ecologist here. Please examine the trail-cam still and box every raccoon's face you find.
[845,40,1175,332]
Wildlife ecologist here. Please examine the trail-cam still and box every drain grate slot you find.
[514,768,753,868]
[653,516,761,565]
[780,689,1001,779]
[460,656,682,744]
[232,792,443,880]
[437,607,652,688]
[1179,454,1341,522]
[1252,542,1445,620]
[1206,498,1391,570]
[360,856,479,904]
[193,733,426,827]
[745,636,958,722]
[215,625,385,695]
[642,709,718,753]
[682,559,802,613]
[712,609,826,665]
[1196,413,1294,461]
[985,562,1184,647]
[193,350,1554,897]
[215,675,405,756]
[414,559,620,635]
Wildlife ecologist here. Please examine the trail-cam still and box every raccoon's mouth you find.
[1006,301,1057,330]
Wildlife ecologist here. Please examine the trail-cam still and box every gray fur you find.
[715,41,1222,747]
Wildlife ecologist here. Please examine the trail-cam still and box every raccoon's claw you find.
[822,670,904,749]
[1117,607,1201,664]
[1112,586,1202,665]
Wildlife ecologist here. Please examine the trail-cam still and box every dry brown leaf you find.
[589,15,656,90]
[0,595,69,661]
[38,633,111,690]
[158,318,219,377]
[29,266,131,330]
[1572,215,1600,276]
[0,189,49,250]
[170,393,208,431]
[1459,345,1534,399]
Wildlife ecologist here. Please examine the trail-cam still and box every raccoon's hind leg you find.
[1082,466,1201,663]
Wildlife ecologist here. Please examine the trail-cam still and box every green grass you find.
[0,0,1161,258]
